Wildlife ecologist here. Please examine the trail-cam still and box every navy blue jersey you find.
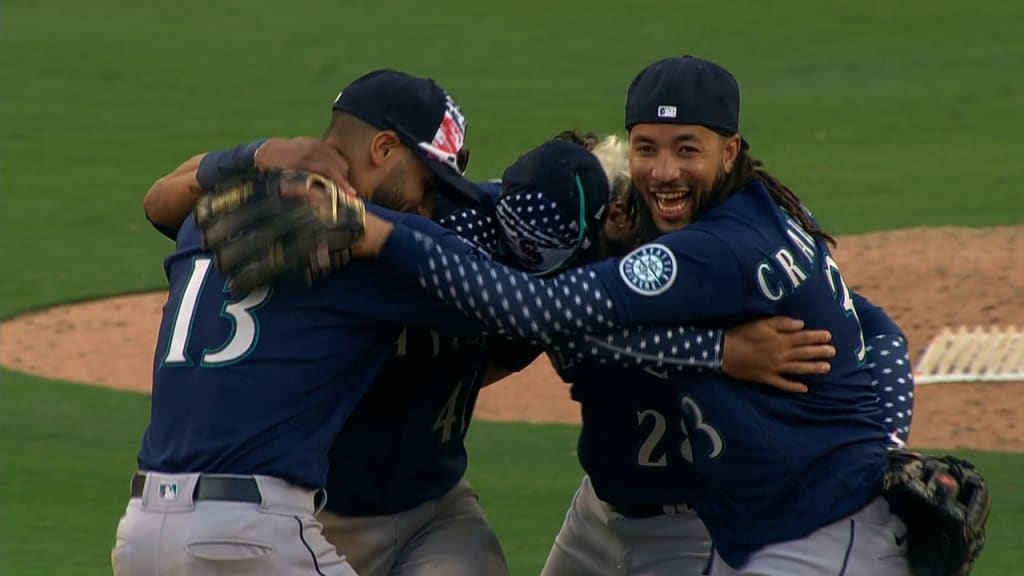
[477,180,502,198]
[551,326,721,510]
[554,302,908,517]
[550,348,705,509]
[323,183,505,515]
[433,181,499,225]
[139,206,478,489]
[375,180,889,567]
[325,327,489,515]
[568,292,912,440]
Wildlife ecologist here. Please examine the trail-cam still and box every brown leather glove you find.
[194,170,365,293]
[882,449,992,576]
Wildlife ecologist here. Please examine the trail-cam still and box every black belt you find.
[130,473,262,504]
[611,502,693,519]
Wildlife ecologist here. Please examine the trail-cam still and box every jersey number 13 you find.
[162,257,271,367]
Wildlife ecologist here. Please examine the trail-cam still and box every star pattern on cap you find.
[497,194,574,242]
[438,208,498,256]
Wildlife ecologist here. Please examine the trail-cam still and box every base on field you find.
[915,325,1024,384]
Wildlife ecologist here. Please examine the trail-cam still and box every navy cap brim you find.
[409,145,484,208]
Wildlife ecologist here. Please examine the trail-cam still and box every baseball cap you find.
[495,140,609,275]
[625,55,748,146]
[332,69,482,207]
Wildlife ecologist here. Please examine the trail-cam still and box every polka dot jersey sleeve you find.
[380,225,619,344]
[866,333,914,444]
[553,326,725,370]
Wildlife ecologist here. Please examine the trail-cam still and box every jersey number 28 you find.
[636,395,724,467]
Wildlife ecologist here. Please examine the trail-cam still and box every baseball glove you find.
[194,169,365,293]
[882,449,991,576]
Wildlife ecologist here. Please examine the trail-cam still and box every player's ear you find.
[722,134,741,174]
[368,130,402,167]
[606,200,628,230]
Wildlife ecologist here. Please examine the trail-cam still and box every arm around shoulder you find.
[143,153,206,237]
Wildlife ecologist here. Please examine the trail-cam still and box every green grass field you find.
[1,0,1022,574]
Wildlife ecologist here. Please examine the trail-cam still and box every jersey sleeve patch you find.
[618,243,678,296]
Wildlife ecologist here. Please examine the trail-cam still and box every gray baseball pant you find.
[710,496,911,575]
[319,478,508,576]
[541,475,712,575]
[111,472,357,575]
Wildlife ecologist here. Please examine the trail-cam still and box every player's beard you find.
[368,161,417,214]
[690,164,730,221]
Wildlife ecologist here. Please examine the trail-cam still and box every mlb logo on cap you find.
[626,55,744,142]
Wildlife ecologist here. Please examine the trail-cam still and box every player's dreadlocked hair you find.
[722,147,837,247]
[620,181,661,249]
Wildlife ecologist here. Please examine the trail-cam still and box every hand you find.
[275,174,391,259]
[721,317,834,393]
[255,137,357,197]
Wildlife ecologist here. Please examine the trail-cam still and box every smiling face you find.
[628,123,740,233]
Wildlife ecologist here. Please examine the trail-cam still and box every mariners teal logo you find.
[619,244,677,296]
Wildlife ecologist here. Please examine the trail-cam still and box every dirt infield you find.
[2,226,1022,451]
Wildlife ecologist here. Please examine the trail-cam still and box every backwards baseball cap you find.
[625,55,747,146]
[332,69,482,207]
[496,140,609,275]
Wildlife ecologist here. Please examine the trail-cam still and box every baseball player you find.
[340,56,915,575]
[532,133,913,576]
[112,69,493,576]
[148,130,839,573]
